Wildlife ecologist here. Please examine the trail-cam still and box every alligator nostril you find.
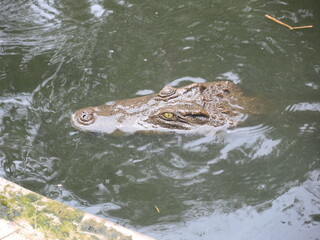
[77,109,95,125]
[80,110,92,121]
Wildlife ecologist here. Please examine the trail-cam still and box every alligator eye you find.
[163,112,174,119]
[77,109,95,125]
[158,86,176,98]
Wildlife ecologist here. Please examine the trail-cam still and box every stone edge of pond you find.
[0,177,156,240]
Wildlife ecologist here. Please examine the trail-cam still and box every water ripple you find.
[286,102,320,112]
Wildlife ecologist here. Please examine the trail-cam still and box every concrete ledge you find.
[0,177,155,240]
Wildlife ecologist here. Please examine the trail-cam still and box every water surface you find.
[0,0,319,239]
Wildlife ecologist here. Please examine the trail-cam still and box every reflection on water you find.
[0,0,320,239]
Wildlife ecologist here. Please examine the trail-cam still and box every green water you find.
[1,0,319,239]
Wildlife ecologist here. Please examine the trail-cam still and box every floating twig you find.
[290,25,313,30]
[154,206,160,213]
[265,14,313,30]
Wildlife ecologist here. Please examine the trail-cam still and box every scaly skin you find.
[71,81,264,134]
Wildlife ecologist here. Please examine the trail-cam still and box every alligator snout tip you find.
[73,108,96,126]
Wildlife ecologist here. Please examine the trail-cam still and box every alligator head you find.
[71,81,260,134]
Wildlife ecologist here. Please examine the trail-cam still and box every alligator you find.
[71,81,266,134]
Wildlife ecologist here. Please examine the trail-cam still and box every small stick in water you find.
[154,205,160,213]
[291,25,313,30]
[265,14,293,30]
[265,14,313,30]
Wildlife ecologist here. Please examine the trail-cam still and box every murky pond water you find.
[1,0,320,239]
